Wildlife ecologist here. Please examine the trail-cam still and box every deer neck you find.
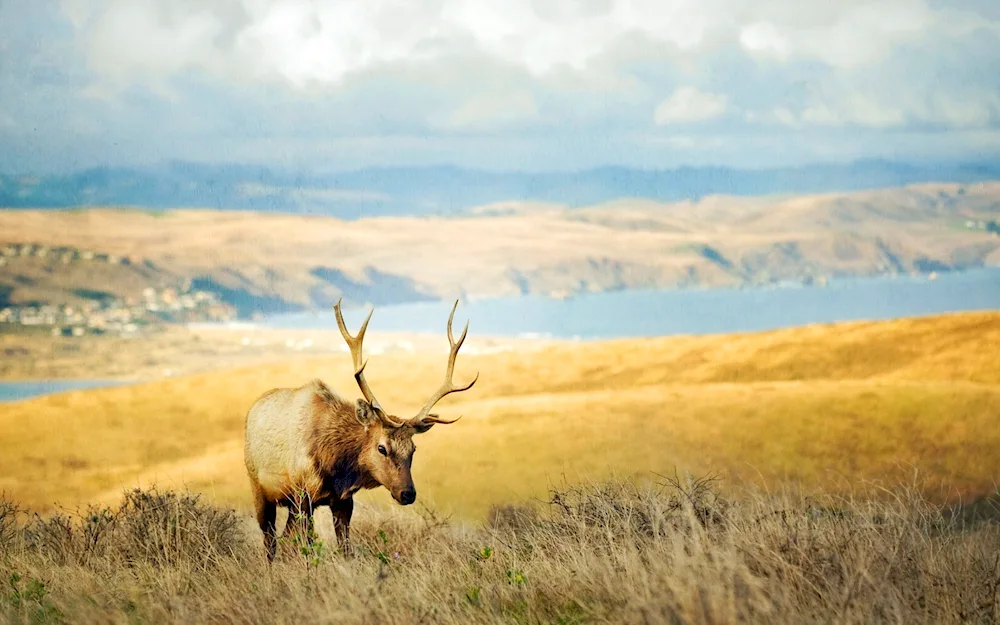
[309,386,378,499]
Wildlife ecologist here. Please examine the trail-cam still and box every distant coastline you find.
[262,266,1000,340]
[3,268,997,402]
[0,379,130,402]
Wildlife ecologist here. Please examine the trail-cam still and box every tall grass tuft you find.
[11,487,241,569]
[1,477,998,624]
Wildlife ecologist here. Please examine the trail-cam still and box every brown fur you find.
[307,381,380,502]
[244,300,476,561]
[244,379,438,560]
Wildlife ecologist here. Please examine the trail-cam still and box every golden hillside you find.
[1,311,998,518]
[1,182,999,312]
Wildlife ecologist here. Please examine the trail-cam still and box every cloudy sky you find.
[2,0,999,173]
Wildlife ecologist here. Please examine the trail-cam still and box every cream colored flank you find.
[243,299,477,560]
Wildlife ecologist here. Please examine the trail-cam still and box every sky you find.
[1,0,999,173]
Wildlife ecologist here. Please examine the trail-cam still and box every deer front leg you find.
[330,496,354,555]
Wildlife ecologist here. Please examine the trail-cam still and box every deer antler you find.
[334,298,384,412]
[408,300,478,426]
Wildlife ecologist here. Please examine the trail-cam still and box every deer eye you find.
[377,444,388,456]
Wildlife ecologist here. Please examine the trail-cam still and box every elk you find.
[243,299,478,560]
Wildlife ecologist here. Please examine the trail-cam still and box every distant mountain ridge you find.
[2,159,999,218]
[1,182,998,319]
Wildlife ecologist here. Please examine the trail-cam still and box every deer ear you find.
[411,418,436,435]
[355,399,379,430]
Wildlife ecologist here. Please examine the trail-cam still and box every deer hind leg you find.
[252,483,278,562]
[330,497,354,555]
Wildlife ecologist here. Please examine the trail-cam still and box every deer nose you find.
[400,489,416,505]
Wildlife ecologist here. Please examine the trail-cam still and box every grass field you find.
[1,311,998,523]
[2,478,999,623]
[1,311,999,623]
[0,323,548,381]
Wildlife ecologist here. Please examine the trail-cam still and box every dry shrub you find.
[1,479,999,624]
[13,488,241,569]
[0,496,19,550]
[485,503,538,533]
[948,492,1000,528]
[111,488,241,566]
[550,473,727,537]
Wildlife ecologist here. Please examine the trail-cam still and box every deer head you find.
[333,298,477,505]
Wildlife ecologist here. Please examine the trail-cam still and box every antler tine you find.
[409,300,479,426]
[333,298,383,410]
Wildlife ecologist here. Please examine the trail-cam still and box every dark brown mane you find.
[244,301,476,561]
[309,378,346,409]
[307,379,377,498]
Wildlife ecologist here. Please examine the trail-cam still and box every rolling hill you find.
[1,310,997,519]
[1,182,999,316]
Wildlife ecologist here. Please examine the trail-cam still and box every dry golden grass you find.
[1,311,998,522]
[1,478,998,624]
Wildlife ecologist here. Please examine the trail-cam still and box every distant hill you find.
[1,182,998,317]
[2,159,1000,218]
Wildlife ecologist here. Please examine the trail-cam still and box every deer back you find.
[244,379,356,502]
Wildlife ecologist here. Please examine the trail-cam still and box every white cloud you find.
[928,92,1000,128]
[434,89,540,131]
[736,1,932,69]
[55,0,1000,132]
[60,0,949,87]
[654,86,728,124]
[750,88,1000,131]
[801,95,907,129]
[739,21,791,60]
[642,135,726,150]
[0,0,997,172]
[57,0,996,134]
[772,108,797,127]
